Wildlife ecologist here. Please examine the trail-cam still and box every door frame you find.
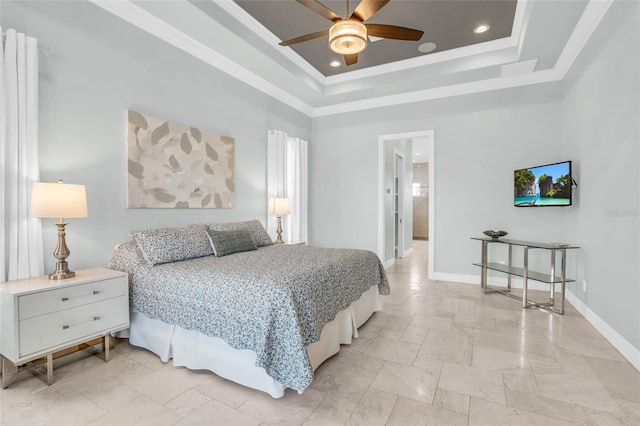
[378,130,435,279]
[393,149,405,258]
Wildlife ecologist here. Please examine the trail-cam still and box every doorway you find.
[378,130,435,279]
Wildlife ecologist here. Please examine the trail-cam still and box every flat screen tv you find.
[514,161,572,207]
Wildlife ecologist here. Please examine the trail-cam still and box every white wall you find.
[1,1,311,272]
[561,0,640,352]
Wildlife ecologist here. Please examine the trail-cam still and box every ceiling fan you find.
[279,0,424,66]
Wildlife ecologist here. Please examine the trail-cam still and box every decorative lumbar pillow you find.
[208,219,273,247]
[130,223,213,266]
[206,228,257,257]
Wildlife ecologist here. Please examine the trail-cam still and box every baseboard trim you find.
[383,259,395,269]
[565,289,640,371]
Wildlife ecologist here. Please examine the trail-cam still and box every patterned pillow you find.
[208,220,273,247]
[206,228,257,257]
[130,223,213,266]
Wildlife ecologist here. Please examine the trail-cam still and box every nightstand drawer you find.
[18,296,128,357]
[18,276,127,320]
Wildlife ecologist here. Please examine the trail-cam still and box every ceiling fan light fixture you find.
[329,20,367,55]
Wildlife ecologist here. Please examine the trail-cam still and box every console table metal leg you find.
[507,245,512,291]
[560,249,567,315]
[550,249,556,306]
[481,241,488,293]
[522,247,529,308]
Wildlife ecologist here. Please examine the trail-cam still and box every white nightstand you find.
[0,267,129,388]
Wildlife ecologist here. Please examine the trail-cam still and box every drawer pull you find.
[62,325,69,330]
[93,290,100,295]
[93,316,101,321]
[61,297,69,302]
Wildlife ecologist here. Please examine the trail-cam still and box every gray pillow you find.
[206,228,257,257]
[208,219,273,247]
[130,223,213,266]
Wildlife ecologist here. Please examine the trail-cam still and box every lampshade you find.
[30,180,88,219]
[268,197,290,216]
[329,20,367,55]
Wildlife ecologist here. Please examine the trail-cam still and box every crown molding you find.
[312,0,613,117]
[89,0,314,116]
[90,0,613,119]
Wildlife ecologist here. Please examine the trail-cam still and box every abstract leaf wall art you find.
[126,110,235,208]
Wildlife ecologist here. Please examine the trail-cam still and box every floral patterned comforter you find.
[109,242,389,392]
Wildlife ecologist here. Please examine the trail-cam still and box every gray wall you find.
[561,0,640,350]
[311,84,565,276]
[2,1,311,272]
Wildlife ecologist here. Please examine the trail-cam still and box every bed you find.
[108,221,389,397]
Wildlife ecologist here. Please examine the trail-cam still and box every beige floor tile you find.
[453,314,497,332]
[474,329,555,357]
[438,362,506,404]
[362,311,413,332]
[88,395,181,425]
[534,371,624,413]
[302,413,345,426]
[505,387,590,423]
[400,325,429,344]
[310,394,357,424]
[418,327,473,365]
[345,388,397,426]
[164,388,211,417]
[176,400,261,425]
[192,374,258,409]
[502,368,540,395]
[616,398,640,421]
[472,346,530,372]
[310,357,377,403]
[129,365,210,405]
[367,336,421,365]
[583,406,640,426]
[432,388,470,415]
[238,387,325,424]
[583,356,640,402]
[468,397,581,426]
[437,297,476,316]
[370,361,439,404]
[9,384,106,426]
[67,374,142,412]
[409,313,454,332]
[333,347,385,372]
[386,396,468,426]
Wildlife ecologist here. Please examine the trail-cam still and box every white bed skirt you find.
[127,284,382,398]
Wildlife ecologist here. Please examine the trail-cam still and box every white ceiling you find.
[91,0,612,117]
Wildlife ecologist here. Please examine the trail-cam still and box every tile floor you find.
[2,240,639,425]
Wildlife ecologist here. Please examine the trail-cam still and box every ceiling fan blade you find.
[365,24,424,41]
[351,0,390,22]
[279,29,330,46]
[296,0,342,22]
[344,53,358,66]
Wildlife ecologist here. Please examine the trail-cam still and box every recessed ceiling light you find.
[418,42,437,53]
[330,60,341,67]
[474,24,490,34]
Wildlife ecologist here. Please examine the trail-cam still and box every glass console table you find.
[471,237,579,314]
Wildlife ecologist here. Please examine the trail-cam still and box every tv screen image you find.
[514,161,572,207]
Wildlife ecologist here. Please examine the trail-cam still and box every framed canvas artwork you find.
[126,110,235,208]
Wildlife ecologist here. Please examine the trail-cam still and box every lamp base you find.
[275,215,285,244]
[49,222,76,280]
[49,269,76,280]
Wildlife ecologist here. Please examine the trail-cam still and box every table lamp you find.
[29,180,88,280]
[268,197,290,244]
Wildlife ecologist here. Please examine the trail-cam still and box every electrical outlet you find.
[582,280,587,291]
[499,261,506,265]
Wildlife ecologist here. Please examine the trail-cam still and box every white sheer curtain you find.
[1,27,43,282]
[267,130,308,244]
